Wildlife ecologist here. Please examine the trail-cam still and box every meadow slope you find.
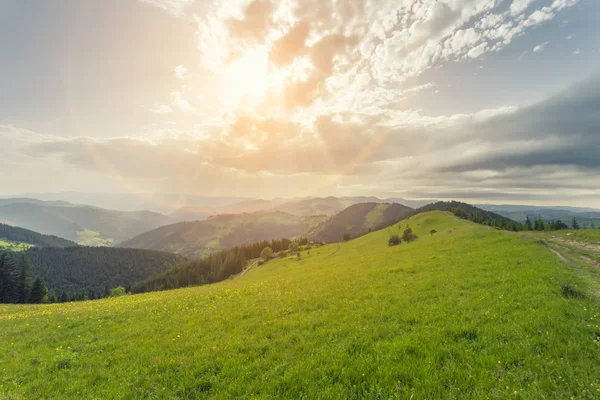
[1,212,599,399]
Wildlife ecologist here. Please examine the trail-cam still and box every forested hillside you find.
[11,247,187,297]
[413,201,522,231]
[122,211,325,258]
[0,223,76,248]
[313,202,413,242]
[133,238,296,293]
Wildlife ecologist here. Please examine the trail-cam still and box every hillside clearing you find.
[1,212,599,399]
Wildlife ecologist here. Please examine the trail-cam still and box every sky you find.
[1,0,599,207]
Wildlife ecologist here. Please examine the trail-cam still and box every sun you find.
[222,46,275,110]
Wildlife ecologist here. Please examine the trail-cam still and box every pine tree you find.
[0,252,17,303]
[15,255,32,303]
[29,276,48,304]
[572,217,580,230]
[525,216,532,231]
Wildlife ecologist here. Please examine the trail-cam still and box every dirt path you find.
[235,260,258,280]
[551,236,600,252]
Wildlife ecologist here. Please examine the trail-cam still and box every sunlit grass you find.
[1,212,599,399]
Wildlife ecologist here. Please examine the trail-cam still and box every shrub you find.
[388,234,401,247]
[260,247,273,261]
[288,242,299,253]
[561,282,585,299]
[343,232,351,242]
[110,286,127,297]
[402,227,418,243]
[430,229,437,237]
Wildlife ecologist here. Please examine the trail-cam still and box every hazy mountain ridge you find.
[0,199,171,245]
[121,211,327,258]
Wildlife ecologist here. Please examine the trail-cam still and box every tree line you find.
[525,216,580,231]
[0,252,48,304]
[132,237,304,294]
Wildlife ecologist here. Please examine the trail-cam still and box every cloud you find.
[533,41,549,52]
[175,65,188,79]
[138,0,195,17]
[21,74,600,202]
[572,48,580,55]
[152,104,173,114]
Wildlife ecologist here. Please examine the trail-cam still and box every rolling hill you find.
[0,223,76,248]
[9,247,187,296]
[313,202,414,242]
[0,199,171,245]
[1,211,598,398]
[121,211,327,258]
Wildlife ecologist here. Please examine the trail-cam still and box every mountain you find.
[0,223,76,248]
[170,196,434,222]
[121,211,327,258]
[313,202,414,242]
[477,204,600,228]
[4,211,598,398]
[0,199,171,245]
[10,247,187,296]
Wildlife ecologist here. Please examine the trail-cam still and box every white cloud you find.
[175,65,188,79]
[533,41,549,53]
[467,42,487,58]
[572,48,580,55]
[171,91,196,113]
[152,104,173,114]
[138,0,195,17]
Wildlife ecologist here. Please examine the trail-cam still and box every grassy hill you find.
[0,223,76,249]
[9,247,187,296]
[1,211,599,398]
[0,200,171,245]
[121,211,327,258]
[314,202,413,242]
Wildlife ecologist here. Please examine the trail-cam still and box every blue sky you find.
[1,0,599,206]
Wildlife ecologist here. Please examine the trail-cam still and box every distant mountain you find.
[313,203,414,243]
[0,223,76,248]
[121,211,327,258]
[170,196,433,222]
[8,192,252,214]
[9,247,187,296]
[477,204,600,228]
[0,199,171,245]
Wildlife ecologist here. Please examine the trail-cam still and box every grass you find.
[1,211,599,399]
[76,229,115,247]
[0,238,34,252]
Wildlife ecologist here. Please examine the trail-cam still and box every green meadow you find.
[0,239,33,252]
[1,211,599,399]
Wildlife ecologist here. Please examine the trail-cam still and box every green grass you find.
[0,238,34,252]
[76,229,115,247]
[1,211,599,399]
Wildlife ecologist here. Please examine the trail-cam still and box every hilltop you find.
[1,211,598,398]
[313,202,413,242]
[121,211,326,258]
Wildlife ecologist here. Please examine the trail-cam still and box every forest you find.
[0,223,76,247]
[133,238,299,293]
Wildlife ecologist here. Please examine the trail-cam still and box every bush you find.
[388,234,401,246]
[110,286,127,297]
[343,232,351,242]
[402,227,418,243]
[288,242,299,253]
[561,282,585,299]
[260,247,273,261]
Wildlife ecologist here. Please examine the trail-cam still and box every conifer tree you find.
[29,276,48,304]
